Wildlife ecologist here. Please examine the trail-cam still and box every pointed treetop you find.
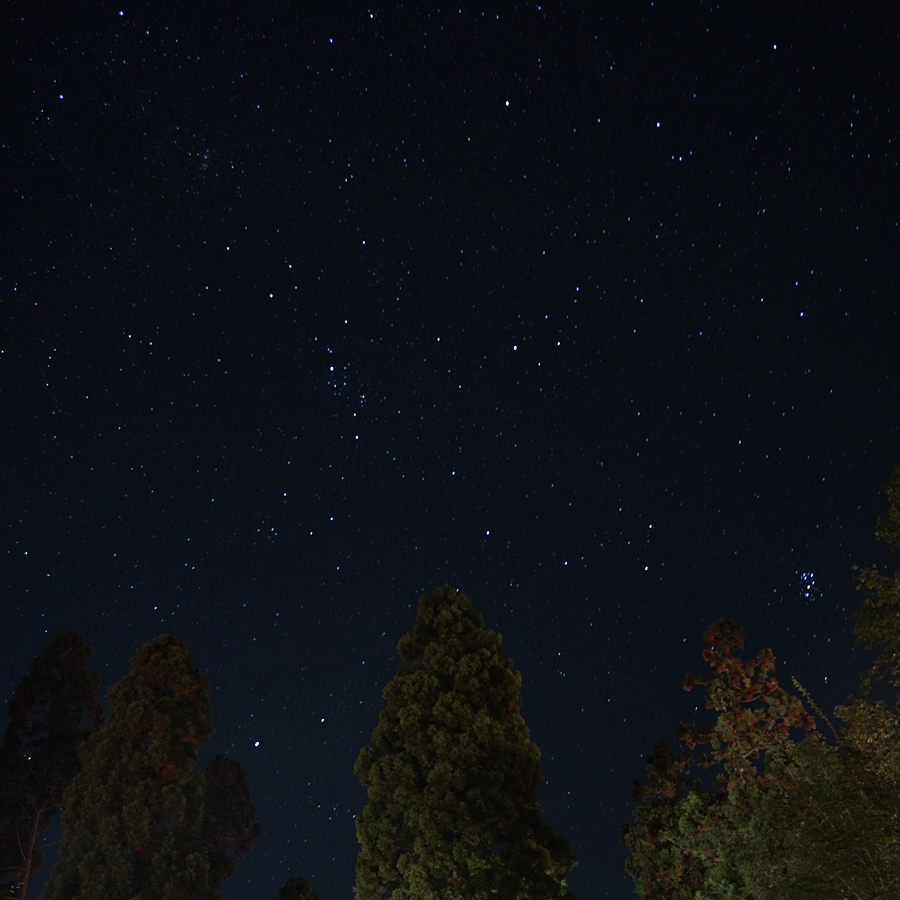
[107,634,214,758]
[397,584,488,663]
[355,585,577,900]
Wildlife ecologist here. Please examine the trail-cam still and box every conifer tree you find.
[0,632,101,900]
[40,634,259,900]
[354,585,578,900]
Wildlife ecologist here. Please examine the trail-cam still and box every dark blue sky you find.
[3,2,898,898]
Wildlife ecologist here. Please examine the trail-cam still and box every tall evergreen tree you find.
[354,585,577,900]
[40,634,259,900]
[0,632,101,900]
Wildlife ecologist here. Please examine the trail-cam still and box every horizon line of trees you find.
[3,466,898,899]
[0,595,578,900]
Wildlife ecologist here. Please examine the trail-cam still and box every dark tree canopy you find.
[0,632,101,900]
[278,876,321,900]
[199,754,261,888]
[40,634,259,900]
[854,464,900,694]
[354,585,577,900]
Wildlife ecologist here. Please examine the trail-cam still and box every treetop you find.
[397,585,490,663]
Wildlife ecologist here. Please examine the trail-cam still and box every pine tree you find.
[0,632,101,900]
[40,634,259,900]
[354,585,577,900]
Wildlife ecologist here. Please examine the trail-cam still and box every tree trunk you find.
[18,807,40,900]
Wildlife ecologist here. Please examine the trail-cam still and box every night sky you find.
[3,2,899,898]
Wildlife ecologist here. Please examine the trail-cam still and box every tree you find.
[40,634,259,900]
[623,620,817,899]
[623,467,900,898]
[0,632,101,900]
[354,585,578,900]
[623,619,900,898]
[199,754,260,889]
[853,464,900,695]
[278,876,321,900]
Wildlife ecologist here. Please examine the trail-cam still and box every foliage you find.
[354,585,577,900]
[278,876,321,900]
[624,624,900,898]
[621,742,707,900]
[0,632,101,900]
[624,468,900,898]
[623,620,816,899]
[40,634,259,900]
[854,465,900,694]
[199,754,261,888]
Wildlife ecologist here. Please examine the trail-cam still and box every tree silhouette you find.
[278,875,321,900]
[623,620,816,898]
[40,634,258,900]
[0,632,101,900]
[354,585,577,900]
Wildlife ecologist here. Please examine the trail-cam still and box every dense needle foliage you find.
[354,585,577,900]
